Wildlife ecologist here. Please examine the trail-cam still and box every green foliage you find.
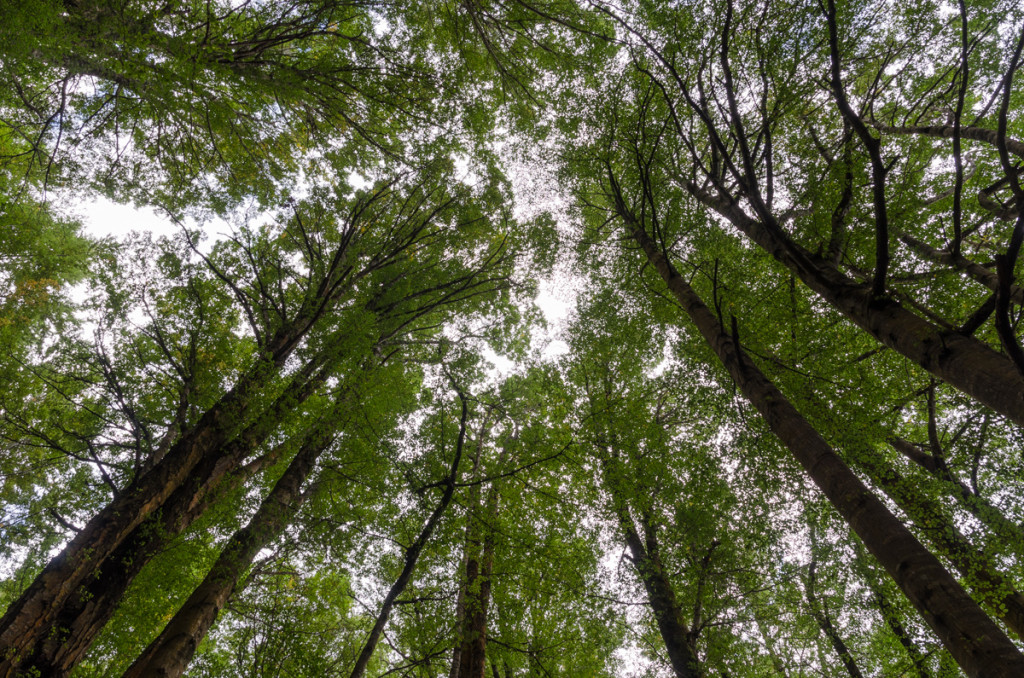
[3,1,1024,677]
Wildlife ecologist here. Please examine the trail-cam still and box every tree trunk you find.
[14,362,331,676]
[452,428,504,678]
[121,428,333,678]
[600,452,701,678]
[611,185,1024,677]
[0,325,322,675]
[804,558,864,678]
[348,391,470,678]
[681,179,1024,426]
[455,487,498,678]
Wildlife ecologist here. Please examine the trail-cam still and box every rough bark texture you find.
[614,193,1024,677]
[121,429,332,678]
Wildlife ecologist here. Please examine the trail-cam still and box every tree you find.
[4,1,1024,677]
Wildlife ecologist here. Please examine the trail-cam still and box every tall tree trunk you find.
[0,327,327,676]
[15,361,332,676]
[455,486,498,678]
[452,427,505,678]
[680,179,1024,426]
[804,558,864,678]
[609,178,1024,677]
[121,427,334,678]
[348,390,470,678]
[600,452,701,678]
[448,549,469,678]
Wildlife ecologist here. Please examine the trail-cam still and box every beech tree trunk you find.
[805,558,864,678]
[13,362,331,676]
[348,391,469,678]
[600,452,701,678]
[683,181,1024,427]
[453,485,498,678]
[121,428,333,678]
[611,182,1024,677]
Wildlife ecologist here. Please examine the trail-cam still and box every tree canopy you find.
[2,1,1024,677]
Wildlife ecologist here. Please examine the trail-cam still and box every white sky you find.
[76,196,574,372]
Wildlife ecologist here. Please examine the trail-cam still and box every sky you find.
[75,195,574,373]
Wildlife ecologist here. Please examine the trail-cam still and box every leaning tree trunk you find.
[804,556,864,678]
[348,390,470,678]
[16,360,333,676]
[121,426,335,678]
[610,180,1024,677]
[600,451,702,678]
[0,318,328,677]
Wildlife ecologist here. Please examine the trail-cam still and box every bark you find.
[681,179,1024,426]
[0,194,367,673]
[454,485,498,678]
[348,390,470,678]
[121,427,333,678]
[24,450,276,677]
[452,428,505,678]
[858,450,1024,641]
[600,453,701,678]
[16,361,331,676]
[447,549,468,678]
[610,181,1024,677]
[0,320,323,675]
[451,425,486,678]
[804,558,864,678]
[627,515,702,678]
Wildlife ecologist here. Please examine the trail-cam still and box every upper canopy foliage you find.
[1,1,1024,677]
